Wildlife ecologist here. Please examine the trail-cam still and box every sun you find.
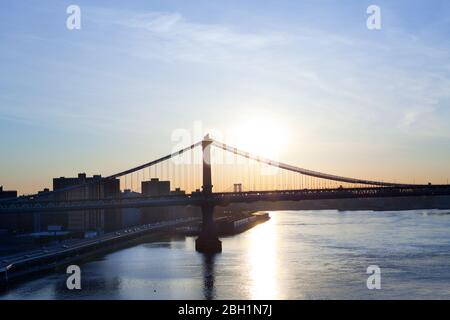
[231,117,288,160]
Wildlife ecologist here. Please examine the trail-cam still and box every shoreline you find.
[0,218,198,289]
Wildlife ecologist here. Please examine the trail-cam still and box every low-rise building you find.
[142,178,170,196]
[121,190,142,228]
[0,186,17,199]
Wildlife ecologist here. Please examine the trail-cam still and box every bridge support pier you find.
[196,135,222,253]
[195,205,222,253]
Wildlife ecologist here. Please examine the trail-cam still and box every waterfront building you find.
[53,173,120,236]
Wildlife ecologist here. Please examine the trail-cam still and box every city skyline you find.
[1,0,450,194]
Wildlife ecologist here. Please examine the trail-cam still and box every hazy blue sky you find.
[1,0,449,193]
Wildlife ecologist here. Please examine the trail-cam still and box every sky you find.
[1,0,450,194]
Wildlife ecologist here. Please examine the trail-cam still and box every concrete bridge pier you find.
[195,204,222,253]
[195,135,222,253]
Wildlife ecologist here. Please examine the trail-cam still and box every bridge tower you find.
[195,134,222,253]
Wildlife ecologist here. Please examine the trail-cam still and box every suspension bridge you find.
[1,135,449,252]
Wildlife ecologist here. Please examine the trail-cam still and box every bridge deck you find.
[1,186,450,214]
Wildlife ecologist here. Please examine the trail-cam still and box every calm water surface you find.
[2,209,450,299]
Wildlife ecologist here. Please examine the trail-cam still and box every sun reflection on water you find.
[247,213,279,299]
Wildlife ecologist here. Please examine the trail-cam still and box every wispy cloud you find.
[117,12,287,49]
[83,8,290,66]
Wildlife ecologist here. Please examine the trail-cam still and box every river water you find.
[2,209,450,300]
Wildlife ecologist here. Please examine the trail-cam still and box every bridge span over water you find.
[1,136,449,252]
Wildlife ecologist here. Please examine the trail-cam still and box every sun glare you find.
[248,213,278,299]
[231,117,288,160]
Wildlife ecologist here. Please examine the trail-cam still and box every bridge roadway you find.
[1,185,450,214]
[0,217,199,284]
